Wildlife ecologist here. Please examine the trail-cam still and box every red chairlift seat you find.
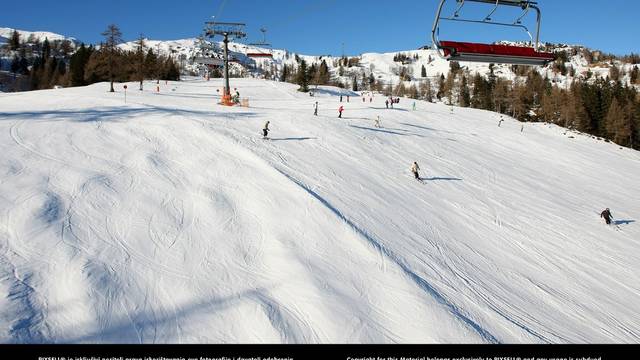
[432,0,556,66]
[439,40,555,66]
[247,53,273,58]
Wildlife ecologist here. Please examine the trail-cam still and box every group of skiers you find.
[255,90,621,229]
[385,97,400,109]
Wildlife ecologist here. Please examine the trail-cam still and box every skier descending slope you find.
[600,208,613,225]
[411,161,421,181]
[338,105,344,118]
[262,121,270,139]
[374,116,382,128]
[314,101,319,116]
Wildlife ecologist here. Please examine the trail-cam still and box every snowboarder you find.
[411,161,421,180]
[498,117,504,127]
[314,101,318,116]
[385,100,389,109]
[600,208,613,225]
[412,101,416,111]
[374,116,382,128]
[262,121,270,139]
[338,105,344,118]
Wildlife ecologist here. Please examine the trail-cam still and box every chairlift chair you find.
[432,0,555,66]
[247,27,274,59]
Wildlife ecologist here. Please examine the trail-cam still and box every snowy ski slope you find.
[0,78,638,343]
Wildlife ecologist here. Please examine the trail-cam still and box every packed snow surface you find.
[0,78,638,344]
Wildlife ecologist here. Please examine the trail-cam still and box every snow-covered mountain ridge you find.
[0,27,76,44]
[2,27,638,90]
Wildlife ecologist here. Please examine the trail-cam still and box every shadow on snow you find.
[349,125,423,137]
[0,105,257,123]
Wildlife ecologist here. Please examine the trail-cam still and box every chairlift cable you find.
[213,0,229,23]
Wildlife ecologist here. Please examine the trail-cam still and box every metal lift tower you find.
[205,21,246,105]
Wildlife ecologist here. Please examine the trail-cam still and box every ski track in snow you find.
[0,78,639,343]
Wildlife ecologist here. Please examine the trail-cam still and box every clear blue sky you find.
[2,0,637,56]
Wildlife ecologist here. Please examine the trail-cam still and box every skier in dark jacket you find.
[600,208,613,225]
[411,161,421,180]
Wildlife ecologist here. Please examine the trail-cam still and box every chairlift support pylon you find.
[205,21,247,105]
[432,0,555,66]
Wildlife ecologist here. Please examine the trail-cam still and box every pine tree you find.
[396,82,407,97]
[605,98,630,146]
[18,56,29,75]
[41,38,51,59]
[135,35,146,90]
[280,64,289,82]
[444,71,456,105]
[144,48,158,83]
[84,48,110,84]
[609,64,620,81]
[9,29,20,51]
[319,60,330,84]
[296,59,309,92]
[29,57,43,90]
[165,58,180,81]
[437,74,445,100]
[408,84,419,99]
[419,79,433,102]
[10,56,20,75]
[421,64,427,78]
[101,24,123,92]
[449,61,461,74]
[631,66,639,85]
[69,44,91,86]
[458,74,470,107]
[60,40,74,57]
